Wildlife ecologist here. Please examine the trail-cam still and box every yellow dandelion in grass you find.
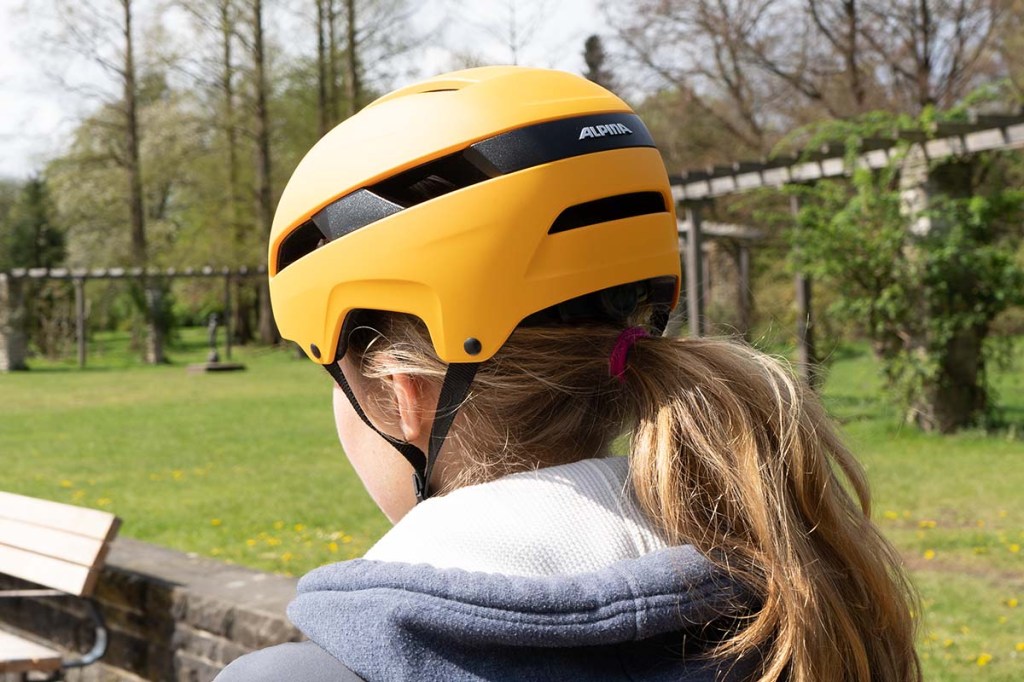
[71,490,85,502]
[923,549,936,561]
[171,469,184,481]
[210,518,222,527]
[998,509,1008,518]
[943,638,954,648]
[883,510,899,520]
[246,539,257,548]
[59,479,73,488]
[918,520,937,529]
[96,498,112,507]
[959,625,970,635]
[281,552,293,563]
[1006,597,1019,608]
[976,653,992,667]
[328,542,339,553]
[273,520,285,530]
[342,535,353,544]
[1015,642,1024,652]
[267,537,282,547]
[294,523,306,533]
[211,548,223,556]
[1009,543,1020,554]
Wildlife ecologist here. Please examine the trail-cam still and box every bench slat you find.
[0,630,62,673]
[0,492,117,541]
[0,518,108,567]
[0,545,98,596]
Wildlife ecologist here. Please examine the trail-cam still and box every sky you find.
[0,0,611,180]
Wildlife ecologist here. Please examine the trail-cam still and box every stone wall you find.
[0,538,301,681]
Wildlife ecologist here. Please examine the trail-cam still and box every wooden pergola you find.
[0,265,265,370]
[674,219,764,340]
[670,112,1024,382]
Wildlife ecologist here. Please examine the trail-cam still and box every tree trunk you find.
[328,0,341,123]
[219,0,252,345]
[251,0,279,345]
[316,0,330,136]
[343,0,360,117]
[122,0,162,364]
[914,325,988,433]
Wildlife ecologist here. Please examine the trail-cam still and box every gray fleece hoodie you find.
[217,459,760,680]
[216,545,758,681]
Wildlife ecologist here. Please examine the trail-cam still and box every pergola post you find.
[737,243,752,342]
[684,202,705,337]
[74,277,87,369]
[790,195,818,387]
[900,153,985,431]
[0,274,28,372]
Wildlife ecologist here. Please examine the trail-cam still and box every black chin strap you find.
[324,360,478,503]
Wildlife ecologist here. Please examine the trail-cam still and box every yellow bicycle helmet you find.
[270,66,681,500]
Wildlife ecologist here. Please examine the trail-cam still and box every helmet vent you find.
[372,151,496,208]
[549,191,667,235]
[276,220,324,273]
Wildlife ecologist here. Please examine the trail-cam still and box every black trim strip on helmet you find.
[274,112,656,274]
[468,112,655,174]
[312,189,403,242]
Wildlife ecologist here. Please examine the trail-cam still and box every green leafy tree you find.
[0,177,65,271]
[790,115,1024,432]
[0,177,72,358]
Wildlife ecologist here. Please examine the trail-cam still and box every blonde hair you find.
[348,311,921,682]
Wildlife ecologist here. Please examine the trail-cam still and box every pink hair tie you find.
[609,327,649,382]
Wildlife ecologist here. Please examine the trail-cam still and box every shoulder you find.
[215,641,365,682]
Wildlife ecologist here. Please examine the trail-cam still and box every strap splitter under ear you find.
[324,360,478,503]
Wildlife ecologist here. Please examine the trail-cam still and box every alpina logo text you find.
[578,123,633,140]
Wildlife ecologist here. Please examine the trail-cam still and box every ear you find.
[391,373,432,448]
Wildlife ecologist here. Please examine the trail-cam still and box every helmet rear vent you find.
[549,191,667,235]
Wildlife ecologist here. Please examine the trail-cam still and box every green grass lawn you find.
[821,342,1024,679]
[1,329,391,573]
[1,330,1022,679]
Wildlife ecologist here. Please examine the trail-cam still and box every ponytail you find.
[624,337,921,682]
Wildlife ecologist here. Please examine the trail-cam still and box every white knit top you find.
[363,457,669,576]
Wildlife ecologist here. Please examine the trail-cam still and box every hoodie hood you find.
[289,545,756,681]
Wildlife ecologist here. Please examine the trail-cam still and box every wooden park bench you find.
[0,492,120,679]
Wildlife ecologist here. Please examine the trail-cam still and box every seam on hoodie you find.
[297,580,727,630]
